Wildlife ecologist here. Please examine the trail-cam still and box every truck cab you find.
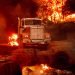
[18,18,50,48]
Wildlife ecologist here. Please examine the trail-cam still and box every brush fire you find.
[8,33,19,46]
[37,0,75,23]
[22,64,73,75]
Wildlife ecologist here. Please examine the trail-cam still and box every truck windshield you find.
[25,19,42,25]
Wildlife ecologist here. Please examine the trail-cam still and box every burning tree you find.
[37,0,75,23]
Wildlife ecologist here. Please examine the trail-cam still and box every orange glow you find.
[22,64,55,75]
[41,64,49,70]
[40,70,44,74]
[64,13,75,22]
[8,33,19,46]
[37,0,75,23]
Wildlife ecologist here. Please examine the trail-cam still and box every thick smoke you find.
[0,0,39,33]
[63,0,75,15]
[0,0,38,17]
[0,14,7,43]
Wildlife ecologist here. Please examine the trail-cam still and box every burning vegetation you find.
[37,0,75,23]
[8,33,19,46]
[22,64,73,75]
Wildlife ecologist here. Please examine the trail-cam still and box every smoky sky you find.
[0,0,39,16]
[63,0,75,14]
[0,0,75,33]
[0,0,39,32]
[67,0,75,11]
[0,0,75,17]
[0,0,75,13]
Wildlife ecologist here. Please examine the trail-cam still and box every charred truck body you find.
[18,18,50,49]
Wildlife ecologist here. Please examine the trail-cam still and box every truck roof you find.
[21,18,42,20]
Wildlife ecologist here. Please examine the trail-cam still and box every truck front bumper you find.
[23,43,49,50]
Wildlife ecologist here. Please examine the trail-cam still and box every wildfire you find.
[37,0,75,23]
[64,13,75,22]
[8,33,19,46]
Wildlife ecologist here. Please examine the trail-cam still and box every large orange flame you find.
[37,0,75,23]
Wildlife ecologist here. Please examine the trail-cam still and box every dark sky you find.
[67,0,75,11]
[63,0,75,14]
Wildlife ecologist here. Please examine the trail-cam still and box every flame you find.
[8,33,19,46]
[64,13,75,22]
[37,0,75,23]
[41,64,49,70]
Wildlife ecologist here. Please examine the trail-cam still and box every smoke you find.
[0,14,7,43]
[9,0,39,17]
[0,0,38,32]
[0,0,75,16]
[20,0,39,17]
[0,14,6,29]
[67,0,75,12]
[0,0,39,18]
[63,0,75,15]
